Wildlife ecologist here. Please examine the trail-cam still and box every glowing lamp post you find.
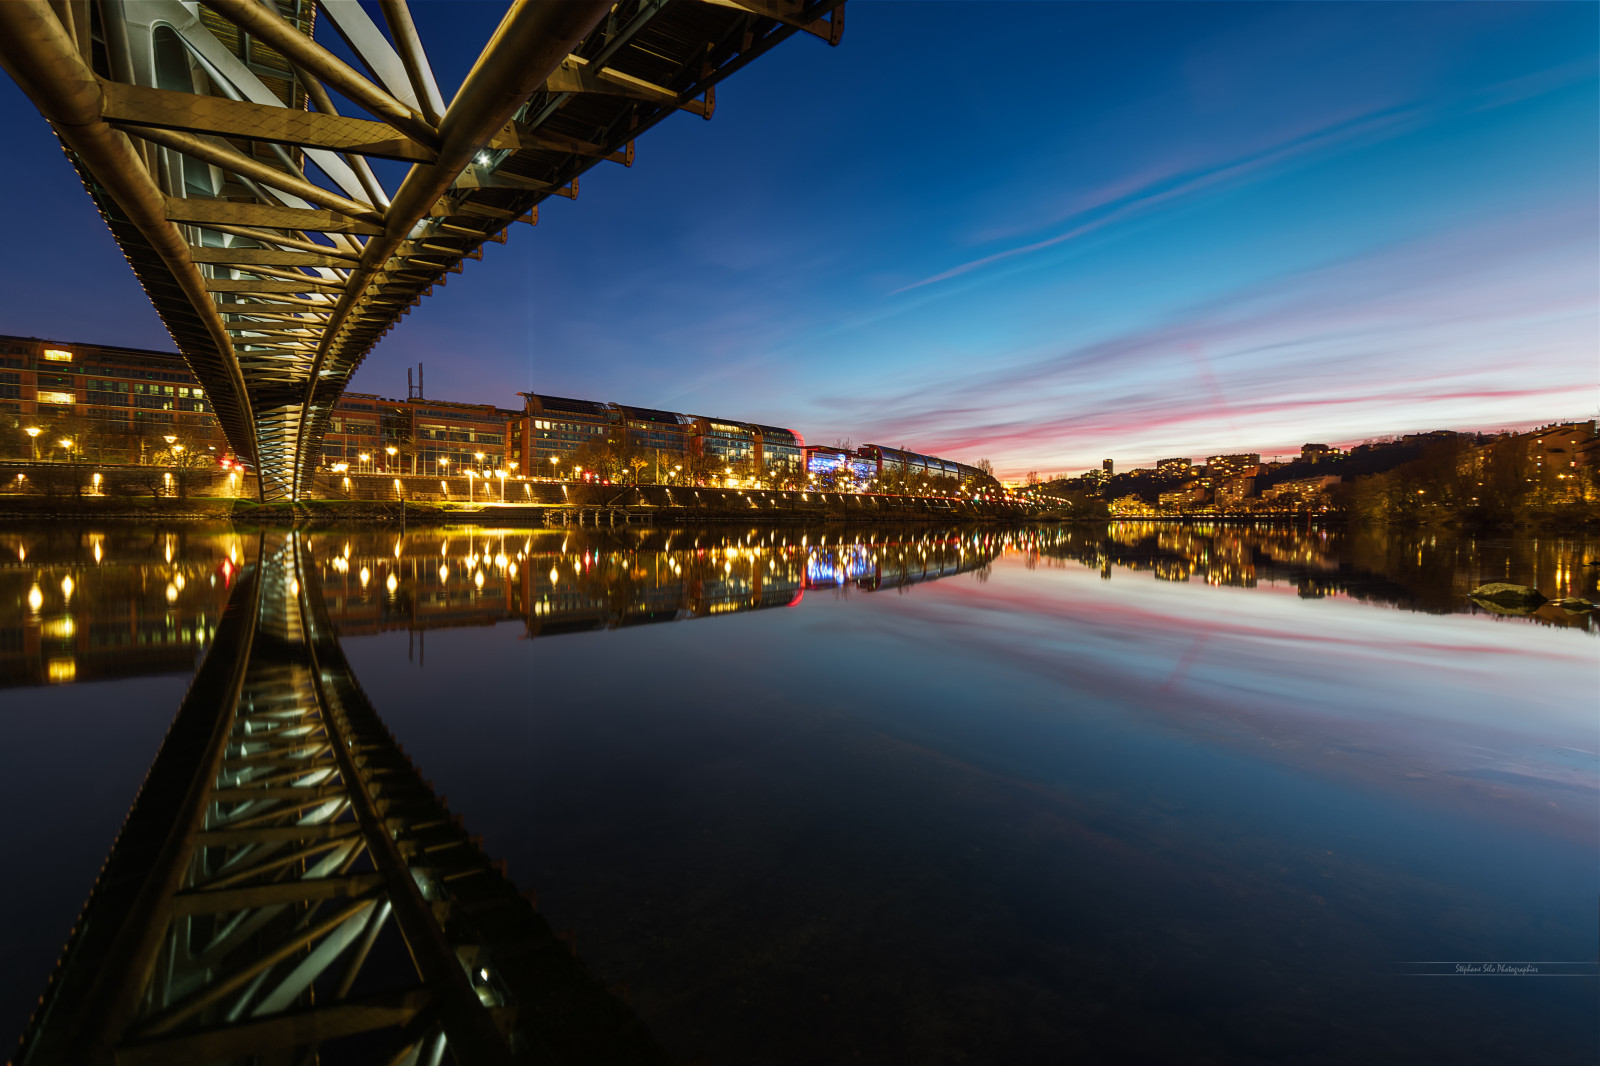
[24,426,40,460]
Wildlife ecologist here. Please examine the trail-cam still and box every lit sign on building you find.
[37,391,75,405]
[42,349,72,362]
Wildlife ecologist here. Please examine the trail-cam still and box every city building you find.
[1206,453,1262,479]
[1102,458,1114,478]
[804,446,876,484]
[1156,457,1193,476]
[1159,484,1208,509]
[1,333,225,465]
[856,445,993,492]
[687,416,759,472]
[1300,443,1341,463]
[618,405,691,461]
[404,397,517,475]
[753,425,805,483]
[518,393,619,474]
[322,392,386,470]
[1215,476,1257,507]
[1516,421,1596,476]
[1261,475,1341,501]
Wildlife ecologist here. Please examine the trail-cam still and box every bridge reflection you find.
[5,525,1000,1063]
[12,531,671,1064]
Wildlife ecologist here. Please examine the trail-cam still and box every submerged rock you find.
[1554,597,1595,612]
[1468,582,1547,609]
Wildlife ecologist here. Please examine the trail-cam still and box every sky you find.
[0,1,1595,478]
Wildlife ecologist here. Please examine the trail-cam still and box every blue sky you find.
[1,2,1594,477]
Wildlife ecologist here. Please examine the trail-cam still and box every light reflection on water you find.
[0,521,1595,1062]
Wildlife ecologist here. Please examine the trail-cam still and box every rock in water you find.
[1554,597,1594,612]
[1468,582,1547,608]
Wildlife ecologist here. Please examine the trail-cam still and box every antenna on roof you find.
[407,363,425,401]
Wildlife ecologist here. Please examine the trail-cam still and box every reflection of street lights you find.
[465,469,476,501]
[496,469,507,502]
[24,427,40,460]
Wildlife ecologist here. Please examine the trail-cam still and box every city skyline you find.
[0,3,1594,479]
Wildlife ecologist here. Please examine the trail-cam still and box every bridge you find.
[0,0,844,501]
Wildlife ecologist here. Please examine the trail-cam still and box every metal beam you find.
[163,196,383,235]
[100,79,437,162]
[188,246,354,268]
[121,124,385,224]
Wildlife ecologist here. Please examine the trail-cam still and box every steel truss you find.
[0,0,843,500]
[14,534,668,1065]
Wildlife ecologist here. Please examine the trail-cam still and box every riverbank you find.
[0,485,1038,526]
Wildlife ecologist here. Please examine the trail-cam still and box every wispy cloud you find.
[891,105,1420,296]
[838,204,1597,474]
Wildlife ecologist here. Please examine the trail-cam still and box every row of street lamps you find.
[19,426,190,464]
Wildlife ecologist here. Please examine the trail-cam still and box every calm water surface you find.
[2,522,1596,1063]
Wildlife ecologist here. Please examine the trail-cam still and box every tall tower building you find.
[1102,459,1114,478]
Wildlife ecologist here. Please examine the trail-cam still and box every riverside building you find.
[0,333,224,465]
[324,394,516,475]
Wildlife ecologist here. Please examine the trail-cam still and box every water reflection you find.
[4,524,1588,696]
[1,521,1594,1062]
[308,527,1004,639]
[0,528,246,688]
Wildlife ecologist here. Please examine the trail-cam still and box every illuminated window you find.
[47,658,76,683]
[38,391,75,405]
[42,349,72,362]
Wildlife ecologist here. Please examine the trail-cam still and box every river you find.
[1,521,1594,1063]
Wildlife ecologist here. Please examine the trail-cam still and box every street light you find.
[385,445,397,473]
[496,469,507,502]
[23,426,40,461]
[359,452,370,473]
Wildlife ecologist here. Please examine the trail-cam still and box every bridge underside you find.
[0,0,842,500]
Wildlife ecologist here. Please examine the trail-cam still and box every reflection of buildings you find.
[7,524,1590,699]
[1020,522,1597,628]
[0,528,245,687]
[307,529,1001,641]
[0,528,1007,696]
